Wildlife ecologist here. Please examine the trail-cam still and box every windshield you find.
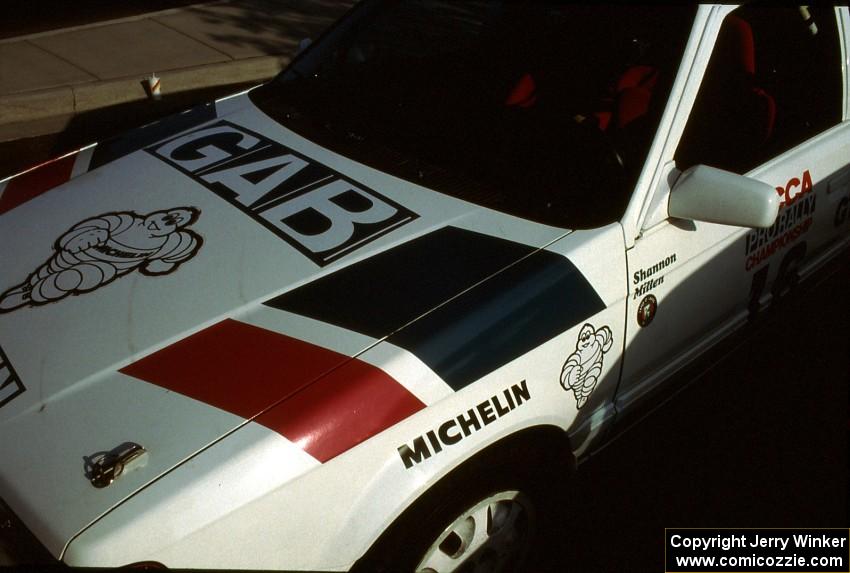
[250,1,696,228]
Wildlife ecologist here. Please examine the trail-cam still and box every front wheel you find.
[415,489,535,573]
[354,428,572,573]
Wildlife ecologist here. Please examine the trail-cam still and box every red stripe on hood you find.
[1,154,76,215]
[257,357,425,463]
[120,319,425,462]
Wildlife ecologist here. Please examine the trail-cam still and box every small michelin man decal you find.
[560,323,613,409]
[0,208,202,313]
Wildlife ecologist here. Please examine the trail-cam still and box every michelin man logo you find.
[0,208,202,313]
[559,323,613,409]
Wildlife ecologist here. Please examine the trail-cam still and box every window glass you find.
[677,5,842,174]
[252,2,696,228]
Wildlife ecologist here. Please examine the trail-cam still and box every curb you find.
[0,54,288,143]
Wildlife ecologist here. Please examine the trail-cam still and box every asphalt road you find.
[0,98,847,571]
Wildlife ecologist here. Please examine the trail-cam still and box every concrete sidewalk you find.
[0,0,353,142]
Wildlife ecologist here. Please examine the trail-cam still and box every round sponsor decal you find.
[637,294,657,327]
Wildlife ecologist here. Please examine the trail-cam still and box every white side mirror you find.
[669,165,780,228]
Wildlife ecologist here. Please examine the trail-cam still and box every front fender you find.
[63,361,581,570]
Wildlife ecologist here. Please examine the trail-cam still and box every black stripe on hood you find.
[266,227,604,390]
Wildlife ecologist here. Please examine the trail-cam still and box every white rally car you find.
[1,3,849,571]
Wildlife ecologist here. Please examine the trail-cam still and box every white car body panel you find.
[63,221,627,570]
[1,4,849,571]
[619,5,850,406]
[66,298,625,569]
[0,92,597,567]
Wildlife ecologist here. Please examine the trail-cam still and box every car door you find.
[616,5,850,408]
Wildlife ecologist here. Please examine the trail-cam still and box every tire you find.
[354,428,572,573]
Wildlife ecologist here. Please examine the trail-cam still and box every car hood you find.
[0,93,571,558]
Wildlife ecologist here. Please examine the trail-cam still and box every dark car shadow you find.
[532,235,849,572]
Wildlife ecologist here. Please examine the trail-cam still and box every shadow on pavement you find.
[2,0,203,39]
[0,81,259,179]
